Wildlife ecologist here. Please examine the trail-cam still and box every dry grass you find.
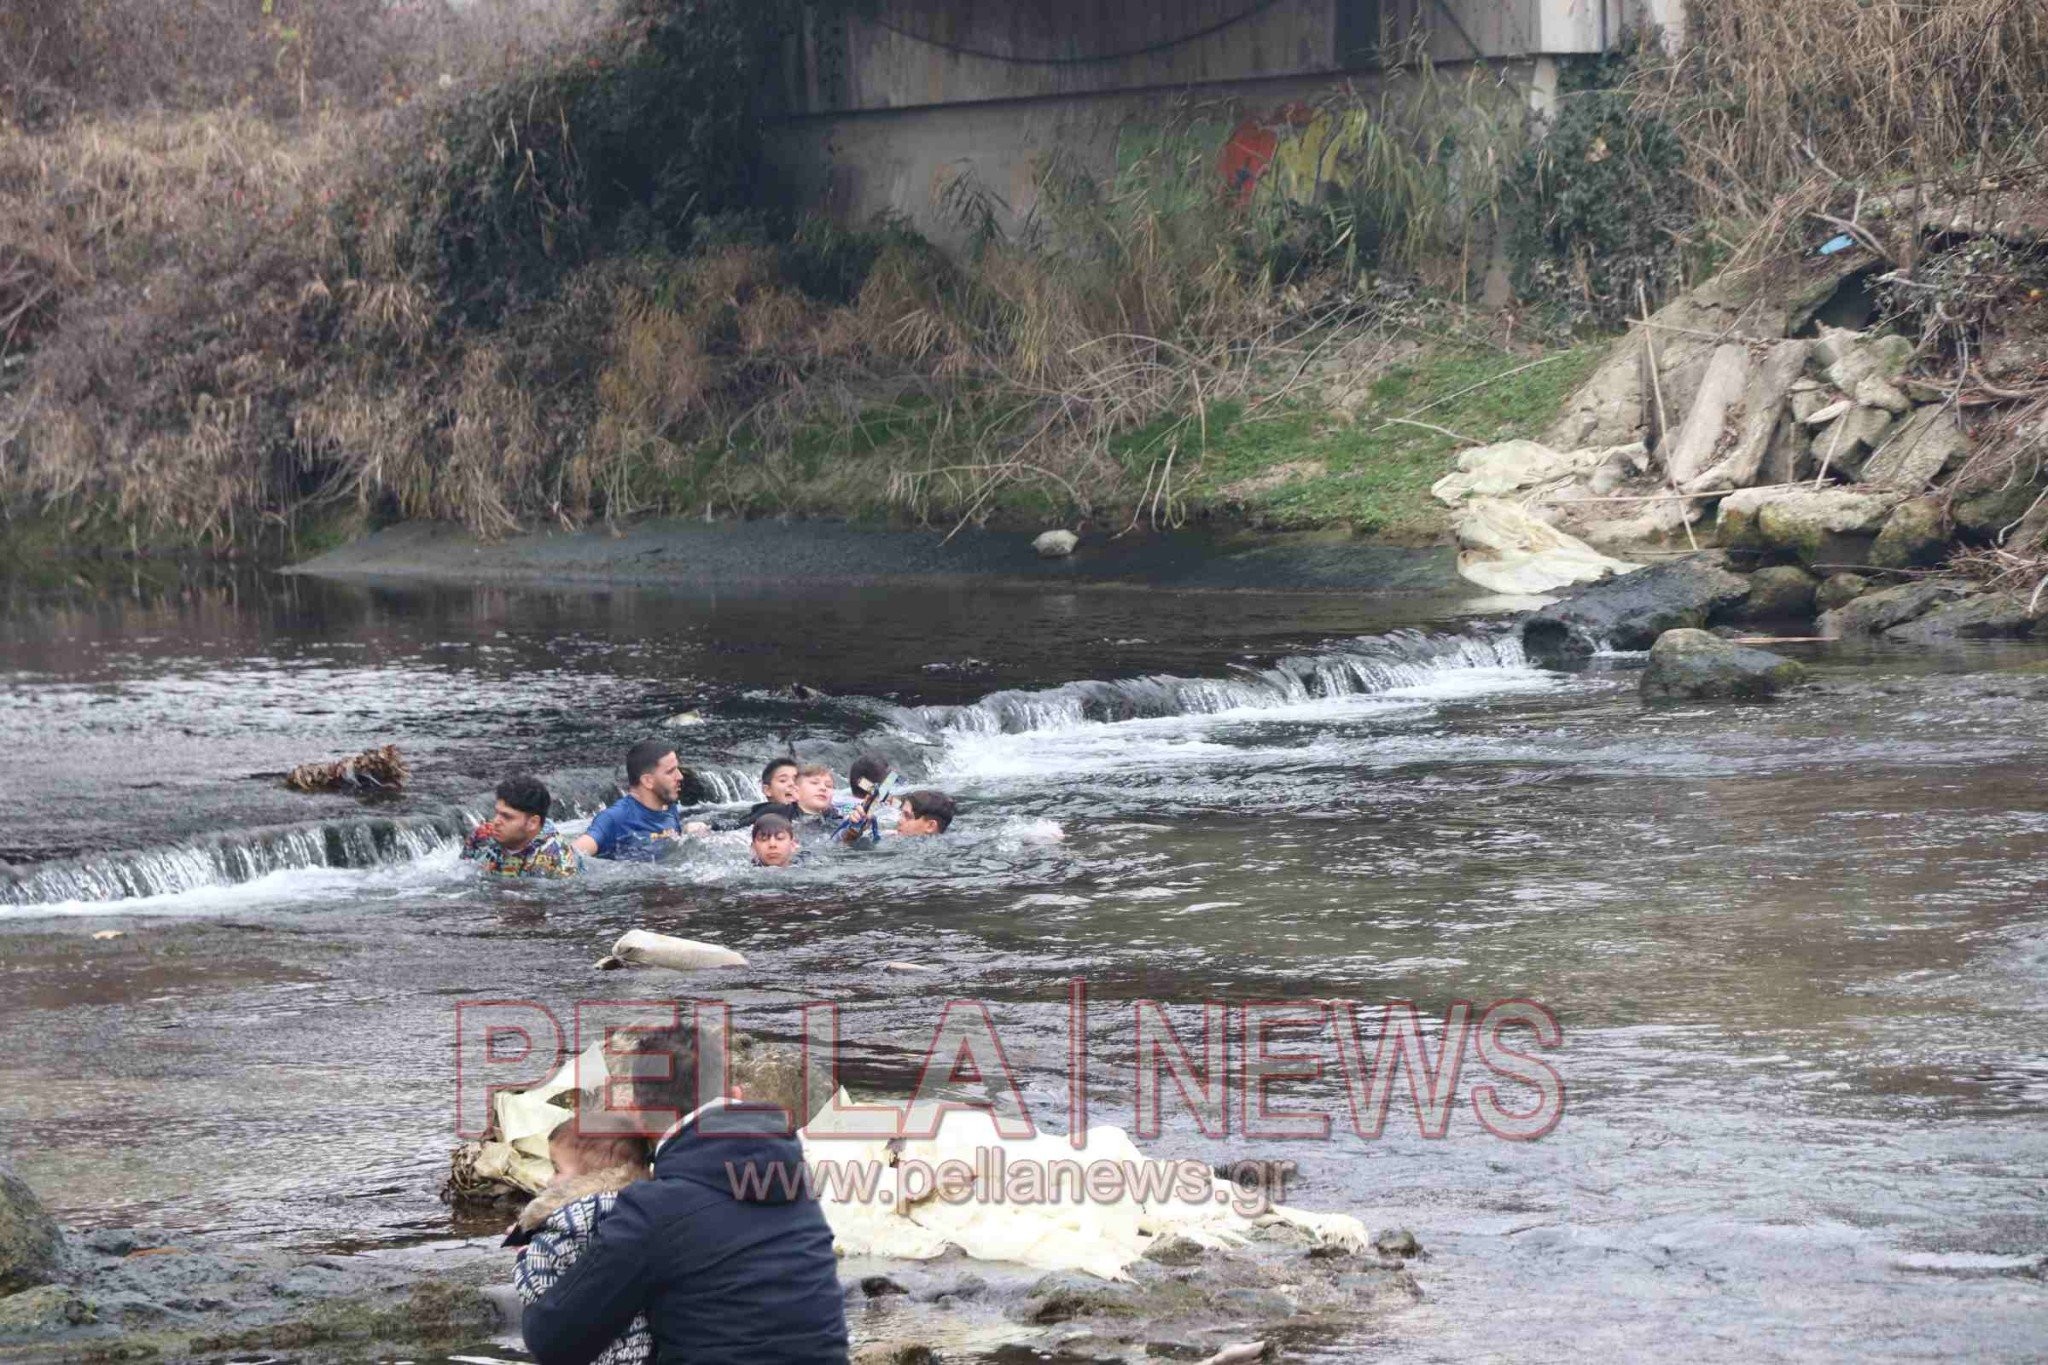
[1631,0,2048,228]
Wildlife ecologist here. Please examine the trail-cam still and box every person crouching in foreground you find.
[750,813,804,868]
[520,1024,850,1365]
[509,1124,653,1365]
[894,789,956,837]
[464,775,581,877]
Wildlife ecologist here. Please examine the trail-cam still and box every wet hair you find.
[848,753,890,799]
[795,762,832,779]
[496,774,551,820]
[626,739,675,789]
[616,1023,724,1122]
[900,789,956,832]
[760,756,799,787]
[751,813,795,841]
[547,1119,649,1173]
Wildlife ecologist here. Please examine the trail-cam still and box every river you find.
[1,555,2045,1361]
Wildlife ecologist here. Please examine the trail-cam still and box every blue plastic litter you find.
[1818,234,1856,256]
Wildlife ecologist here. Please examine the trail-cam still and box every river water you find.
[2,560,2045,1361]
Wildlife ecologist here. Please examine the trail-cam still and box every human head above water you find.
[626,739,682,806]
[794,763,835,815]
[491,774,551,849]
[751,812,799,866]
[604,1018,732,1136]
[895,789,955,836]
[759,756,799,804]
[848,753,890,802]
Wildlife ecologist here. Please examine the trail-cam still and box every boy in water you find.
[750,813,804,867]
[835,753,895,847]
[464,775,581,878]
[894,789,956,836]
[792,763,841,825]
[510,1122,653,1365]
[686,757,800,836]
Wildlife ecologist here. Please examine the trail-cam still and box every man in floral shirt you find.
[463,775,581,878]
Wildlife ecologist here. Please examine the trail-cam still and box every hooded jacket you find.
[520,1104,848,1365]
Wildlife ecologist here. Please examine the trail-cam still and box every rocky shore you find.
[0,1160,1426,1364]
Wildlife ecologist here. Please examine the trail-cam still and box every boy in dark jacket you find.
[520,1025,848,1365]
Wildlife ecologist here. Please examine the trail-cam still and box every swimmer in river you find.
[574,740,685,862]
[791,763,843,833]
[893,789,956,837]
[464,775,582,877]
[749,812,804,867]
[834,753,895,847]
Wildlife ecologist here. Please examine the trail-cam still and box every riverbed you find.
[2,547,2046,1361]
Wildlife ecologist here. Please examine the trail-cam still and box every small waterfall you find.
[0,809,473,907]
[2,626,1527,909]
[887,627,1525,739]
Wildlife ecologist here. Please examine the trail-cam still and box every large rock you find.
[1733,565,1819,621]
[1680,340,1812,493]
[0,1166,63,1295]
[1809,406,1894,479]
[1858,406,1970,490]
[1521,556,1750,659]
[1640,629,1806,700]
[1721,486,1909,565]
[1868,497,1949,570]
[1033,529,1079,558]
[1822,332,1914,392]
[1885,592,2044,643]
[1719,486,1908,567]
[1814,572,1870,612]
[1758,410,1815,485]
[0,1285,94,1337]
[1817,579,1974,637]
[1662,344,1751,489]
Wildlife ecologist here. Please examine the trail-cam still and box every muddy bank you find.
[291,519,1462,596]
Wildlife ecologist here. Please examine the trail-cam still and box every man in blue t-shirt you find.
[573,739,686,862]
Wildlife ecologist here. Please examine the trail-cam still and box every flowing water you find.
[2,561,2046,1361]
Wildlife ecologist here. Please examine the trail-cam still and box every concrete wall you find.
[761,0,1682,246]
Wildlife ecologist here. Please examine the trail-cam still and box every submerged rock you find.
[1885,592,2045,642]
[1640,629,1806,700]
[1033,529,1079,558]
[1817,579,1974,637]
[0,1165,63,1295]
[1521,556,1749,659]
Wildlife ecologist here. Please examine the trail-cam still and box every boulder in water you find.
[0,1164,64,1295]
[1521,555,1749,659]
[1640,629,1805,700]
[1033,529,1079,559]
[1817,579,1974,637]
[1884,592,2045,642]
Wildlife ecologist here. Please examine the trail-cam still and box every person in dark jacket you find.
[520,1025,848,1365]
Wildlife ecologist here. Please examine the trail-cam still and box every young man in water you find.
[574,740,685,862]
[464,775,581,878]
[520,1023,848,1365]
[792,763,841,827]
[750,813,803,868]
[894,789,955,837]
